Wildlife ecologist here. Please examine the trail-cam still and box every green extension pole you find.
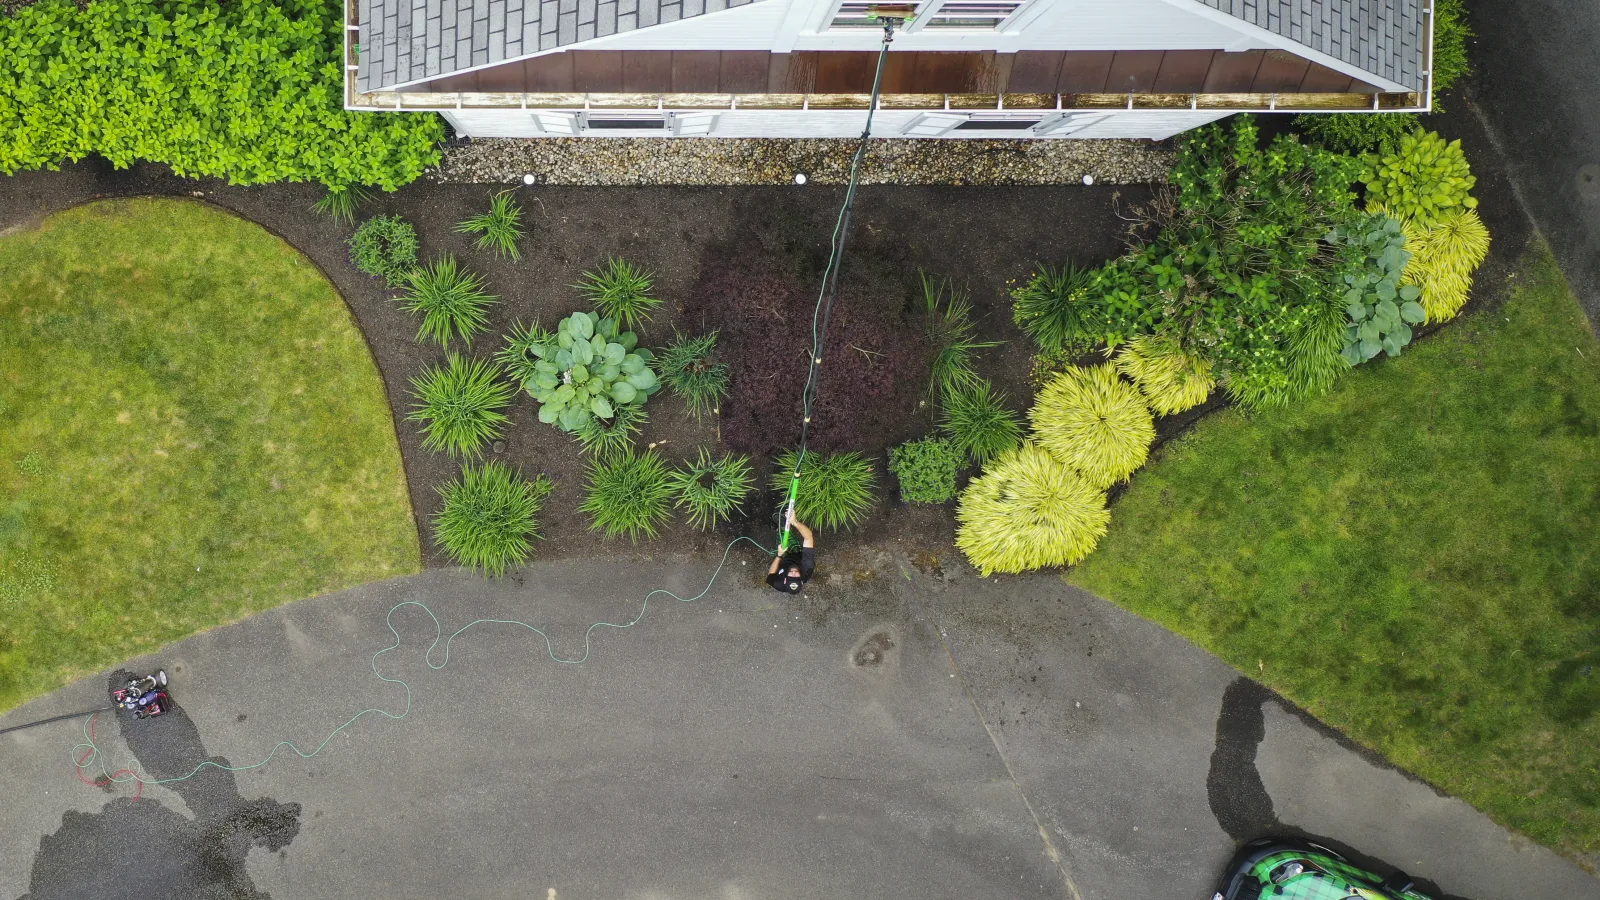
[777,474,800,553]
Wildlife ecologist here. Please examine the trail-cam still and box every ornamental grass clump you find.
[670,450,754,530]
[433,462,552,577]
[772,450,876,532]
[1010,262,1094,353]
[1403,208,1491,322]
[1362,130,1477,226]
[575,258,660,332]
[939,380,1023,464]
[455,191,524,259]
[574,402,646,462]
[955,443,1110,576]
[581,450,676,542]
[407,353,513,459]
[922,273,999,400]
[348,214,419,287]
[401,255,497,347]
[657,330,729,421]
[1030,364,1154,489]
[1111,334,1215,415]
[312,186,372,224]
[888,436,964,504]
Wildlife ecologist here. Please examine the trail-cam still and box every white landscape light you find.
[523,173,536,185]
[794,173,808,185]
[1082,174,1095,185]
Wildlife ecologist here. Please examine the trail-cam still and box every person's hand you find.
[786,508,796,527]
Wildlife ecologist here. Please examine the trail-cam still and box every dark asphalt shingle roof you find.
[358,0,764,90]
[1192,0,1428,91]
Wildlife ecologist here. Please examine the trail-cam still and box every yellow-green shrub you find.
[955,443,1110,575]
[1111,335,1215,415]
[1362,130,1477,226]
[1402,209,1492,322]
[1029,363,1155,489]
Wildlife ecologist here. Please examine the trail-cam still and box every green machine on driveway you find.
[1214,839,1433,900]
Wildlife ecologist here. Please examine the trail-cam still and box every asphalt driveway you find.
[2,553,1594,900]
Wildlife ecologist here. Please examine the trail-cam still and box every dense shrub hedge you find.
[0,0,443,190]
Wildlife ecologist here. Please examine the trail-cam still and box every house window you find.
[582,112,669,131]
[902,111,1113,137]
[828,0,1025,30]
[953,117,1040,130]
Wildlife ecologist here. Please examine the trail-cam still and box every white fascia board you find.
[1149,0,1409,92]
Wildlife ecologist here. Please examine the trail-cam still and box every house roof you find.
[1190,0,1427,91]
[357,0,766,91]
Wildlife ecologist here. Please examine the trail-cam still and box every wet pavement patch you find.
[850,629,896,669]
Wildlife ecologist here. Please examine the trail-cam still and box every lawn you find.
[0,198,421,714]
[1069,243,1600,860]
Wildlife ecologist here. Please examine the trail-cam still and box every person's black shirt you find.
[767,547,815,593]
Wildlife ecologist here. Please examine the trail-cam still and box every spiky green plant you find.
[311,185,372,224]
[495,320,553,391]
[922,272,1000,401]
[1030,363,1154,489]
[771,450,877,532]
[433,462,553,577]
[939,380,1023,464]
[455,190,525,260]
[1111,334,1215,416]
[573,402,647,462]
[406,353,513,459]
[401,255,497,347]
[581,450,676,542]
[670,449,754,530]
[955,442,1110,576]
[1011,262,1094,353]
[1404,208,1491,322]
[657,330,729,421]
[574,258,659,332]
[1284,300,1352,402]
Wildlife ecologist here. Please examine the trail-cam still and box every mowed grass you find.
[0,199,421,713]
[1069,243,1600,860]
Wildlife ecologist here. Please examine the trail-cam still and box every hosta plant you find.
[401,255,497,347]
[1330,214,1427,364]
[1111,334,1215,416]
[669,450,754,530]
[939,380,1023,464]
[657,330,729,421]
[406,354,513,459]
[888,436,964,504]
[348,214,419,287]
[575,258,659,332]
[455,190,524,259]
[771,451,877,532]
[433,462,552,577]
[1403,208,1491,322]
[1030,364,1154,489]
[517,312,659,433]
[955,443,1110,576]
[1362,130,1477,226]
[581,450,676,542]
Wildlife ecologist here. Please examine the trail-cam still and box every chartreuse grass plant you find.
[888,436,963,504]
[574,402,647,462]
[455,190,525,259]
[433,462,553,576]
[772,451,876,532]
[1070,244,1600,861]
[1030,364,1154,489]
[939,380,1023,464]
[582,450,677,541]
[1111,334,1215,415]
[1403,209,1492,322]
[955,443,1110,576]
[657,330,729,421]
[575,258,660,332]
[407,354,513,459]
[402,255,497,347]
[1010,262,1094,353]
[0,199,419,714]
[922,272,1000,400]
[670,450,754,530]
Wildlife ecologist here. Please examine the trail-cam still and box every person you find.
[767,511,816,594]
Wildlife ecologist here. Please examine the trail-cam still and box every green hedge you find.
[0,0,443,190]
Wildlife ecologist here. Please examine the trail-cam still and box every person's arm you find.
[769,554,784,574]
[788,512,815,548]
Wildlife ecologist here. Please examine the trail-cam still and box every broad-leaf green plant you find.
[522,312,659,433]
[406,353,513,459]
[433,462,553,577]
[955,443,1110,576]
[888,436,964,504]
[1329,214,1427,364]
[1362,130,1477,226]
[575,258,659,332]
[670,450,754,530]
[401,255,497,347]
[772,450,877,532]
[581,450,676,541]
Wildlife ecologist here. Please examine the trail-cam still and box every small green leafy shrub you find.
[433,462,552,577]
[407,354,513,459]
[1329,214,1426,364]
[888,436,963,504]
[574,402,646,462]
[1403,209,1492,322]
[772,451,877,532]
[1363,130,1477,225]
[939,380,1024,464]
[581,450,675,541]
[1030,364,1155,489]
[0,0,442,190]
[922,273,999,400]
[670,450,754,530]
[518,312,659,433]
[657,331,729,421]
[1111,334,1214,415]
[1293,113,1418,156]
[955,443,1110,576]
[456,191,524,260]
[402,255,497,347]
[349,215,420,288]
[575,259,659,332]
[1010,263,1094,354]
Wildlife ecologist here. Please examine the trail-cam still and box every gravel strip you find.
[436,137,1174,185]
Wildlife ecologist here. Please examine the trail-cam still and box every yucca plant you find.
[573,402,647,462]
[433,462,553,577]
[401,255,498,347]
[574,258,660,332]
[1110,334,1215,415]
[455,190,525,260]
[495,320,553,391]
[407,353,513,459]
[955,443,1110,576]
[1011,262,1094,353]
[657,330,729,421]
[771,450,877,532]
[922,272,1000,401]
[1405,208,1491,322]
[670,449,754,530]
[1030,363,1154,489]
[939,380,1023,464]
[581,450,677,541]
[311,185,372,224]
